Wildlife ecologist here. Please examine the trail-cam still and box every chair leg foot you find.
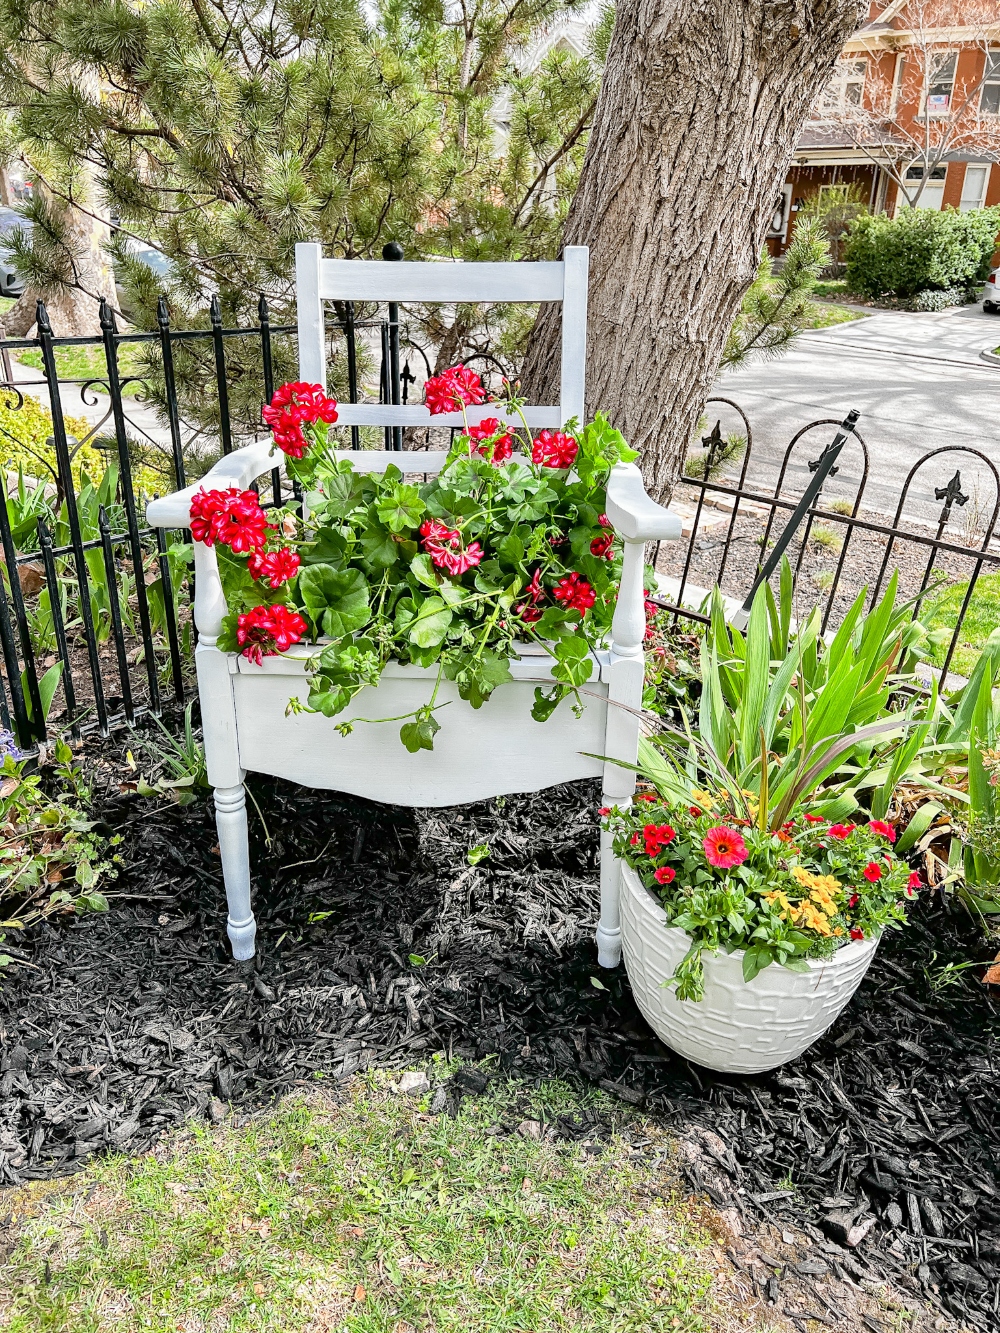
[214,782,256,961]
[596,925,622,969]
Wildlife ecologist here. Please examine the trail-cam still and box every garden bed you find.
[1,758,998,1330]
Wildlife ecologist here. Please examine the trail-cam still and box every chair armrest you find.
[605,463,682,542]
[146,438,282,529]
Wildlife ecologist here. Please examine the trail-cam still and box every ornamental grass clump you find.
[190,369,643,752]
[606,793,917,1001]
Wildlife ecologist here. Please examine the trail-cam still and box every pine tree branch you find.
[510,95,595,226]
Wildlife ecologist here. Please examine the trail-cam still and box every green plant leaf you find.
[298,565,370,639]
[407,597,453,648]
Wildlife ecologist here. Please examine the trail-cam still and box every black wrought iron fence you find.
[652,398,1000,684]
[4,290,998,752]
[0,281,420,749]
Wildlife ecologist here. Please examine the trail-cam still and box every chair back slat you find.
[295,242,588,433]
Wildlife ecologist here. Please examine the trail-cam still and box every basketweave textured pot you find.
[619,865,879,1073]
[146,243,681,964]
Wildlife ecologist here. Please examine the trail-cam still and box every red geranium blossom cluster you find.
[552,572,596,614]
[189,487,273,553]
[248,547,301,589]
[531,430,578,469]
[590,529,614,559]
[262,382,339,459]
[467,418,514,463]
[424,365,487,416]
[515,567,545,623]
[419,518,483,576]
[644,597,662,645]
[236,603,308,665]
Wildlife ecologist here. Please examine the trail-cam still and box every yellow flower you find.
[793,902,833,936]
[764,889,792,916]
[791,866,813,888]
[691,789,716,811]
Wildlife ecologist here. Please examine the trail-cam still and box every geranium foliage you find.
[200,372,639,752]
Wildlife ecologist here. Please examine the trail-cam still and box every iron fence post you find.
[156,296,186,490]
[211,294,234,456]
[384,241,403,450]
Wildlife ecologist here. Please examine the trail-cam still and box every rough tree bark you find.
[520,0,867,501]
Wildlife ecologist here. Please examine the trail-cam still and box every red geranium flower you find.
[419,518,482,576]
[868,820,896,843]
[654,866,676,885]
[189,487,273,553]
[248,546,301,589]
[236,603,307,665]
[598,513,612,528]
[531,429,578,469]
[702,826,748,869]
[552,572,596,614]
[514,567,545,623]
[849,927,865,941]
[590,530,615,559]
[262,382,338,458]
[466,417,513,463]
[863,862,882,882]
[828,823,856,840]
[425,365,486,416]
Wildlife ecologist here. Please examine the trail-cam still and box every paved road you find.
[712,303,1000,531]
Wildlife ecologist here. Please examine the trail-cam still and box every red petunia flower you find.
[643,822,676,857]
[635,793,658,803]
[553,572,596,615]
[702,826,748,869]
[849,927,865,941]
[907,871,921,891]
[654,866,676,885]
[590,530,615,559]
[189,487,273,553]
[868,820,896,843]
[532,429,578,469]
[425,365,486,416]
[828,823,856,840]
[848,893,859,907]
[248,546,301,589]
[236,603,307,665]
[598,806,611,816]
[630,832,641,846]
[262,382,338,458]
[466,417,513,463]
[862,862,882,882]
[803,813,826,823]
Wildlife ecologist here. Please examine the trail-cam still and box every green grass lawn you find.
[919,572,1000,678]
[0,1069,767,1333]
[803,302,868,329]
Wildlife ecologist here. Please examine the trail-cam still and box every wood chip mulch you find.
[1,769,998,1330]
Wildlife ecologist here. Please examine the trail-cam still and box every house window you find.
[903,163,948,210]
[960,164,990,210]
[925,51,956,115]
[817,59,867,115]
[981,50,1000,114]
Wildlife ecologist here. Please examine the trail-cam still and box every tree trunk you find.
[1,174,116,338]
[520,0,866,501]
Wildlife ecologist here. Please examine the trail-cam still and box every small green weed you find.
[827,498,854,517]
[920,572,1000,678]
[813,570,834,592]
[0,1072,760,1333]
[809,525,842,553]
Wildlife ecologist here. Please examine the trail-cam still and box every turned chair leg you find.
[214,782,256,961]
[596,825,622,968]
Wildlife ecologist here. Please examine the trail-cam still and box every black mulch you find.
[1,772,999,1329]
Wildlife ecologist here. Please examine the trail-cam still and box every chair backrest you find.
[295,242,588,433]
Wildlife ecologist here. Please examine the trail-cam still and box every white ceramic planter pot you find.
[619,864,879,1074]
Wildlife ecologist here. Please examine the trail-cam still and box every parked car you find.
[983,267,1000,313]
[0,206,30,301]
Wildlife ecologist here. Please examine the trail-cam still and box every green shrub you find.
[845,206,1000,298]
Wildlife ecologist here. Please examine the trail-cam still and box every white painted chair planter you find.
[620,865,879,1073]
[147,244,681,964]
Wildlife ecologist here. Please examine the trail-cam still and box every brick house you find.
[769,0,1000,254]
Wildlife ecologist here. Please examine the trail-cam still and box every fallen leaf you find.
[0,778,18,799]
[983,952,1000,986]
[353,1283,367,1302]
